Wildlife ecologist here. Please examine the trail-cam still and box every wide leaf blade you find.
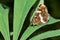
[30,29,60,40]
[13,0,37,40]
[0,4,10,40]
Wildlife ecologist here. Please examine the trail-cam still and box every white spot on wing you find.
[36,11,41,13]
[39,14,46,23]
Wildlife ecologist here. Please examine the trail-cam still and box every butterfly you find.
[31,4,49,25]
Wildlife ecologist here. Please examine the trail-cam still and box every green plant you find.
[0,0,60,40]
[0,4,10,40]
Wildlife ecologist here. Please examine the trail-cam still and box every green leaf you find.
[20,0,60,40]
[30,29,60,40]
[10,32,13,36]
[0,4,10,40]
[13,0,37,40]
[20,15,60,40]
[47,16,60,25]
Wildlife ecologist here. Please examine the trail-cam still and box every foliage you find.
[0,0,60,40]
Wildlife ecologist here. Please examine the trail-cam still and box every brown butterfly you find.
[31,4,49,25]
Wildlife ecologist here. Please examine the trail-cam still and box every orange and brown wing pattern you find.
[31,4,49,25]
